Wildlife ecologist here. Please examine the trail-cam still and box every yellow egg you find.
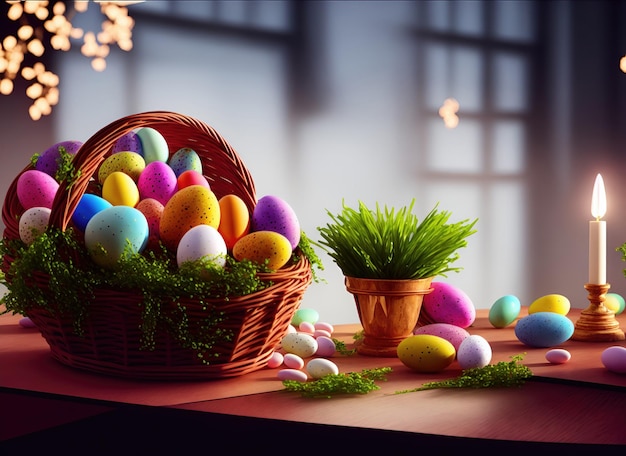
[397,334,456,373]
[218,194,250,250]
[232,230,292,270]
[98,151,146,184]
[159,185,220,250]
[528,294,570,315]
[102,171,140,207]
[604,293,625,315]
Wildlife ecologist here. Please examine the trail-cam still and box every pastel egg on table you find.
[601,346,626,373]
[420,281,476,328]
[397,334,456,373]
[488,295,521,328]
[604,293,625,315]
[251,195,301,250]
[514,312,574,347]
[280,332,318,358]
[528,294,570,315]
[306,358,339,379]
[137,161,179,205]
[456,334,492,369]
[35,140,82,176]
[413,322,470,352]
[17,169,59,210]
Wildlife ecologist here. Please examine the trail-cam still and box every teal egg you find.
[136,127,169,164]
[488,295,521,328]
[292,308,319,326]
[168,147,203,177]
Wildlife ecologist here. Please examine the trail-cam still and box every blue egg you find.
[72,193,112,232]
[514,312,574,348]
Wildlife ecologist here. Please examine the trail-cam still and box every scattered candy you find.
[545,348,571,364]
[267,351,284,368]
[283,353,305,369]
[19,317,36,328]
[306,358,339,379]
[277,368,308,382]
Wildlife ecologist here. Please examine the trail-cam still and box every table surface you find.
[2,306,626,451]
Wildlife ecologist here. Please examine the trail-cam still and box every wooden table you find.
[1,308,625,453]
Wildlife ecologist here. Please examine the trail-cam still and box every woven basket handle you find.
[48,111,257,231]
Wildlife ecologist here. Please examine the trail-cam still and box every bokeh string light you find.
[438,97,460,129]
[0,1,139,120]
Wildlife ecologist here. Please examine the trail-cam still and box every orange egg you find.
[232,230,292,270]
[159,185,220,250]
[218,194,250,250]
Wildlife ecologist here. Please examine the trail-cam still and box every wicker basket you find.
[1,111,312,380]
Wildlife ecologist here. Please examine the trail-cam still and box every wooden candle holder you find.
[571,283,625,342]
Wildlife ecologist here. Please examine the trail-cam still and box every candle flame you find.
[591,173,607,220]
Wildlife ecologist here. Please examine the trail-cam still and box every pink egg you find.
[277,369,308,382]
[267,351,284,368]
[299,321,315,334]
[283,353,305,369]
[413,322,470,352]
[17,170,59,210]
[313,329,332,339]
[314,321,334,334]
[138,161,178,205]
[19,317,36,328]
[545,348,571,364]
[601,346,626,374]
[251,195,301,249]
[314,336,336,357]
[420,281,476,328]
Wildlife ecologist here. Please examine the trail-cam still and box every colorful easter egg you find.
[529,294,570,315]
[71,193,112,232]
[17,169,59,210]
[306,358,339,379]
[232,230,292,270]
[489,295,521,328]
[35,140,82,177]
[135,198,164,239]
[98,151,146,184]
[169,147,202,177]
[420,281,476,328]
[604,293,625,315]
[218,194,250,250]
[19,207,51,244]
[177,170,210,190]
[102,171,140,207]
[456,334,492,369]
[136,127,169,163]
[137,160,178,205]
[413,322,470,352]
[112,131,142,154]
[514,312,574,348]
[251,195,301,249]
[176,224,227,268]
[397,334,456,373]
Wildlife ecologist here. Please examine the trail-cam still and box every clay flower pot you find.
[345,275,434,357]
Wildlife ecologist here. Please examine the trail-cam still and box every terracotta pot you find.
[345,276,434,357]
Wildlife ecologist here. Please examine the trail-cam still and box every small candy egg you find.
[17,169,59,210]
[457,334,492,369]
[19,207,51,245]
[102,171,140,207]
[419,281,476,328]
[72,194,112,232]
[112,131,142,154]
[280,332,318,358]
[292,308,320,326]
[135,127,169,163]
[529,294,570,315]
[298,321,315,334]
[36,140,82,177]
[177,170,211,190]
[169,147,203,177]
[314,336,336,357]
[232,231,292,270]
[218,194,250,250]
[604,293,625,315]
[283,353,305,370]
[137,161,178,206]
[159,185,220,250]
[545,348,571,364]
[98,151,146,184]
[176,224,227,268]
[313,329,332,339]
[514,312,574,348]
[84,206,149,269]
[397,334,456,373]
[413,322,470,352]
[19,317,36,328]
[314,321,334,334]
[306,358,339,379]
[277,369,308,382]
[267,351,284,369]
[601,346,626,374]
[488,295,521,328]
[251,195,301,249]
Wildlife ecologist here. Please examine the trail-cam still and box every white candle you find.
[589,174,607,285]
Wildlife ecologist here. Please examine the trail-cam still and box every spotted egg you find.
[251,195,301,250]
[35,140,82,177]
[397,334,456,373]
[232,230,293,270]
[112,131,143,154]
[514,312,574,348]
[137,161,178,205]
[306,358,339,379]
[17,169,59,210]
[169,147,202,177]
[136,198,164,239]
[159,185,220,250]
[98,151,146,184]
[280,332,318,358]
[136,127,169,164]
[456,334,492,369]
[413,322,470,352]
[19,207,51,244]
[419,281,476,328]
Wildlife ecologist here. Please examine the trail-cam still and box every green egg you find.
[605,293,625,315]
[489,295,521,328]
[292,308,319,326]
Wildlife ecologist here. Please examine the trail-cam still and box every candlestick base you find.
[571,283,625,342]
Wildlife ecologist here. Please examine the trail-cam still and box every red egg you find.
[177,170,210,190]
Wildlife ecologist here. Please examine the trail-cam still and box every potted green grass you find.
[316,199,477,356]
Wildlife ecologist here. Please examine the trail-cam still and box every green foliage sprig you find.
[315,199,477,280]
[394,354,532,394]
[283,367,392,398]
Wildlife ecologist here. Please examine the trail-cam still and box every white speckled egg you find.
[413,322,470,352]
[19,207,51,244]
[457,334,492,369]
[488,295,521,328]
[306,358,339,379]
[280,332,318,358]
[601,346,626,374]
[545,348,571,364]
[420,281,476,328]
[514,312,574,348]
[176,224,227,268]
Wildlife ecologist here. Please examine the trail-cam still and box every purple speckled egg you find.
[17,169,59,210]
[420,281,476,328]
[137,161,178,205]
[251,195,300,249]
[413,322,470,352]
[457,334,492,369]
[36,140,82,177]
[112,131,143,155]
